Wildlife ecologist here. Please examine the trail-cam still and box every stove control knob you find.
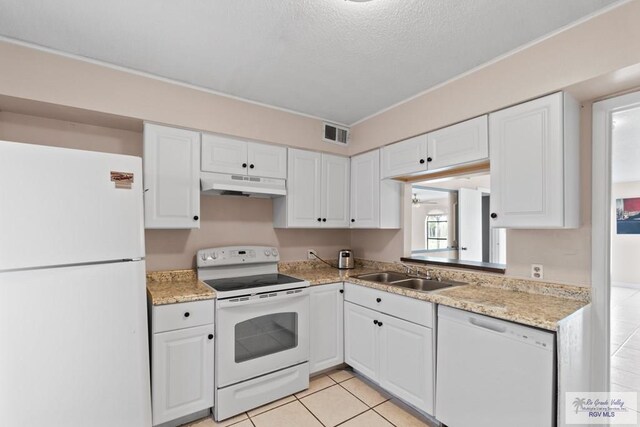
[271,248,279,257]
[211,252,217,260]
[200,253,207,261]
[264,249,271,256]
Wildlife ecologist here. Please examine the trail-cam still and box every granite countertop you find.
[146,270,216,305]
[279,262,589,331]
[146,260,590,330]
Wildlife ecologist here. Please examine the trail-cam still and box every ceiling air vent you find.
[323,122,349,146]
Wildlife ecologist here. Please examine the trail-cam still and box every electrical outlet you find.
[307,249,316,260]
[531,264,544,280]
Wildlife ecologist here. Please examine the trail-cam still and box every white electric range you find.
[197,246,310,422]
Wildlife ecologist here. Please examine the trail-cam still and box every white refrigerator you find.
[0,140,152,426]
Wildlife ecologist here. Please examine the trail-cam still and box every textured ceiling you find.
[0,0,621,124]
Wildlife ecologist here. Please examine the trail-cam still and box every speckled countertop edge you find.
[146,269,216,305]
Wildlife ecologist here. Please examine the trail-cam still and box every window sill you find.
[401,255,506,274]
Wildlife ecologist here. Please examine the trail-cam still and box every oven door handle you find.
[217,287,310,309]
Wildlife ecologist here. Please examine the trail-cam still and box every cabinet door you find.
[426,115,488,170]
[309,283,344,374]
[378,314,434,415]
[380,134,428,178]
[152,324,214,425]
[201,133,248,175]
[344,302,379,381]
[247,142,287,179]
[489,92,564,228]
[287,149,322,227]
[321,154,350,228]
[143,123,200,229]
[350,150,380,228]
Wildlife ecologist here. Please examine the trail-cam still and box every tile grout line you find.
[336,377,391,412]
[294,392,329,427]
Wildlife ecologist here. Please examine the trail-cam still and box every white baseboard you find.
[612,281,640,290]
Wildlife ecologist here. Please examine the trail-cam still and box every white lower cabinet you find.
[344,286,435,415]
[150,301,215,426]
[378,313,433,413]
[344,302,379,381]
[309,283,344,374]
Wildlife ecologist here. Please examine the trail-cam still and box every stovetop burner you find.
[204,273,303,293]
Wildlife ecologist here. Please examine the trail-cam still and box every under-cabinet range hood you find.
[200,172,286,198]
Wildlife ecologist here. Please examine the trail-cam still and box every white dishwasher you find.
[436,306,555,427]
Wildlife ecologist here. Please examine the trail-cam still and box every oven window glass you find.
[235,312,298,363]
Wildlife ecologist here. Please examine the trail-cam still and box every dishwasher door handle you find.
[469,317,507,333]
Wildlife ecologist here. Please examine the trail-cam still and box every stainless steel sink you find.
[355,271,411,283]
[390,278,464,292]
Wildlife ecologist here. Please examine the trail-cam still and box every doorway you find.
[593,90,640,396]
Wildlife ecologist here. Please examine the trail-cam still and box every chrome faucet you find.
[395,262,432,280]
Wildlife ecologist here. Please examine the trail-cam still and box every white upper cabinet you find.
[274,148,349,228]
[321,154,350,228]
[381,134,428,178]
[247,141,287,179]
[489,92,580,229]
[350,149,402,229]
[201,133,286,179]
[381,117,488,179]
[426,115,488,170]
[201,133,247,175]
[143,123,201,229]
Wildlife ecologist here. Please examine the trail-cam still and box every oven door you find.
[216,288,309,387]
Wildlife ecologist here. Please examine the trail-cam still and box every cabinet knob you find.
[249,164,255,169]
[351,219,355,223]
[376,297,382,303]
[461,247,468,251]
[208,334,214,340]
[419,159,425,164]
[317,218,322,222]
[339,289,344,294]
[378,321,383,327]
[427,157,433,162]
[184,312,190,318]
[490,213,498,219]
[373,320,379,325]
[242,163,247,168]
[322,218,327,222]
[193,215,199,221]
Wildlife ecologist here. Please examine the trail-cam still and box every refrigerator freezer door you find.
[0,141,145,271]
[0,261,151,427]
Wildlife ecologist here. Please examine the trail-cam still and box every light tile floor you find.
[611,286,640,398]
[184,368,437,427]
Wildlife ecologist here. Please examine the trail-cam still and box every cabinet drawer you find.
[344,283,432,328]
[152,300,215,333]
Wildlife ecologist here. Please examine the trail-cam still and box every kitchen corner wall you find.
[0,111,349,271]
[347,0,640,286]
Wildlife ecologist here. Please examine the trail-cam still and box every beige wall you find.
[0,41,347,156]
[0,111,349,271]
[611,181,640,285]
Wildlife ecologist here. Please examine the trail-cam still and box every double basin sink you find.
[355,271,465,293]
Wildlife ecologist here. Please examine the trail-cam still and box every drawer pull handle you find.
[208,334,214,340]
[376,297,382,303]
[184,312,190,318]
